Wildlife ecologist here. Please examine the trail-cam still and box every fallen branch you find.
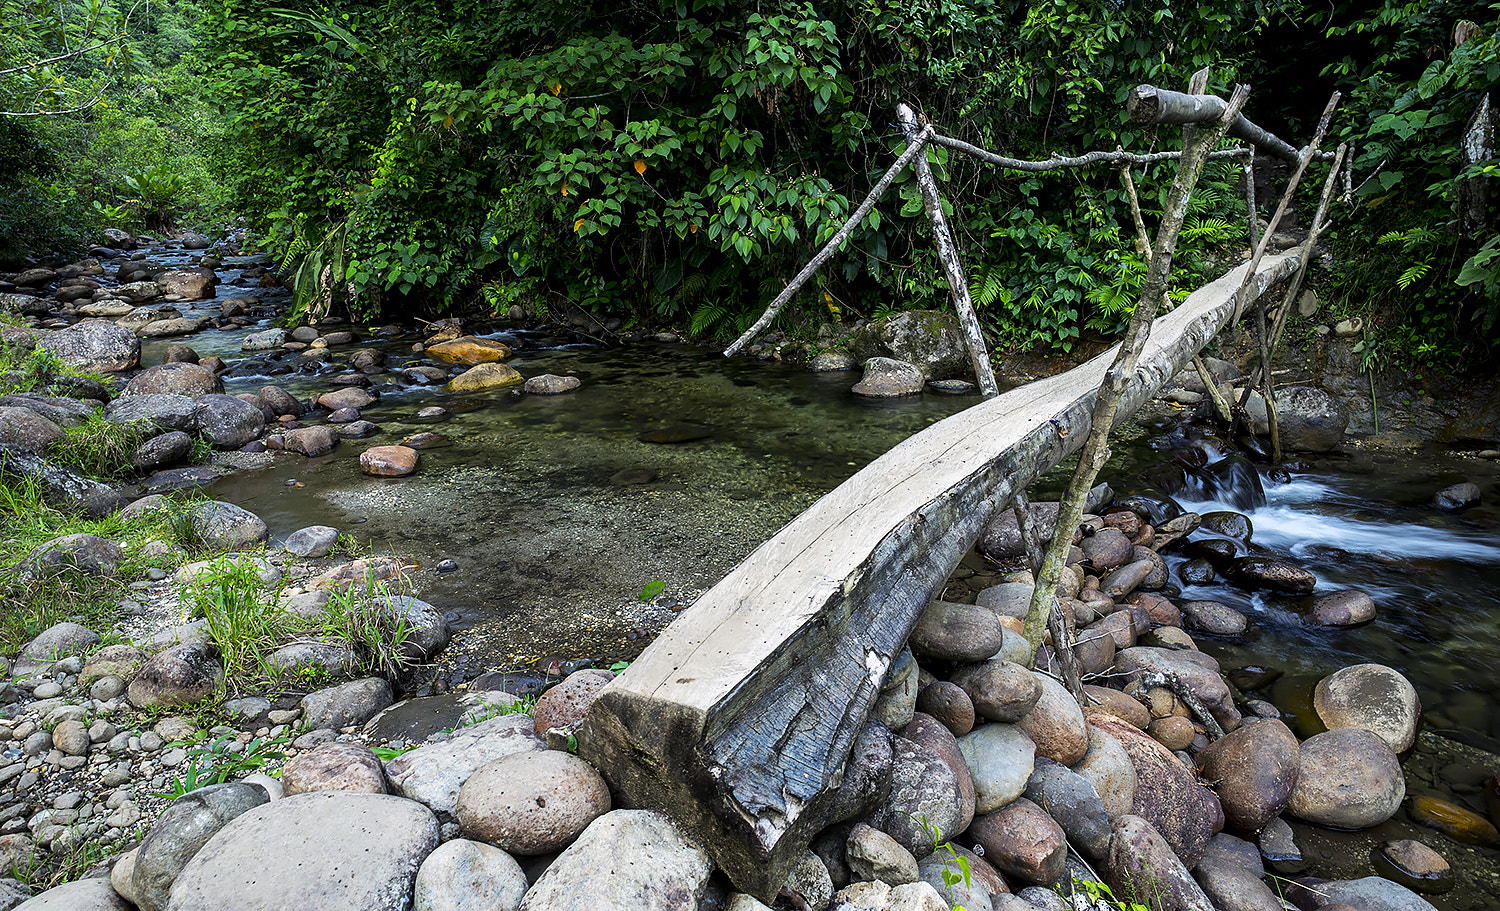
[1140,670,1226,740]
[1128,85,1299,162]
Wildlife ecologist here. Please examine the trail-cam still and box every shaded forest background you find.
[3,0,1497,366]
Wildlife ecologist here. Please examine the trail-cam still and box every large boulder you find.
[386,714,545,815]
[427,337,513,365]
[164,792,439,911]
[36,319,140,372]
[1312,663,1420,754]
[130,783,269,911]
[852,358,924,398]
[515,810,711,911]
[194,394,266,449]
[1288,728,1405,829]
[847,311,971,380]
[124,363,223,398]
[448,363,524,392]
[1245,386,1348,452]
[106,394,199,432]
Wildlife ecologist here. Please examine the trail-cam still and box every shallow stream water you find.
[133,247,1500,905]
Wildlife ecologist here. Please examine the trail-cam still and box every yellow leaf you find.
[690,224,698,234]
[561,183,570,196]
[443,114,454,129]
[550,82,562,96]
[574,219,585,232]
[634,159,647,175]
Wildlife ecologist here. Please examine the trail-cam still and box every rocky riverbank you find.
[1,232,1498,910]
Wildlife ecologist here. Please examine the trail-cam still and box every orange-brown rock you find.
[359,445,418,477]
[427,336,513,365]
[1195,719,1300,831]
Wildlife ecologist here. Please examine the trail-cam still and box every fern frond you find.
[1396,261,1431,290]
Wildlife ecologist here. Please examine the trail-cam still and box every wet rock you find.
[956,723,1034,815]
[1091,717,1218,868]
[852,357,924,397]
[414,838,528,911]
[1433,481,1480,512]
[282,741,388,795]
[514,810,710,911]
[124,362,222,397]
[1372,839,1453,895]
[458,750,611,855]
[188,500,268,551]
[359,444,419,477]
[317,386,376,411]
[165,792,439,911]
[1104,815,1212,911]
[1245,386,1348,452]
[865,736,964,857]
[36,318,140,372]
[387,714,545,815]
[847,823,919,886]
[969,797,1066,887]
[1179,600,1248,637]
[1309,589,1377,627]
[949,660,1040,723]
[915,681,975,737]
[523,374,581,395]
[909,601,1004,663]
[428,336,513,365]
[127,642,223,710]
[1407,795,1499,845]
[300,677,394,731]
[1178,558,1216,585]
[1025,758,1111,860]
[1193,833,1283,911]
[1195,719,1300,831]
[258,384,304,416]
[281,425,340,456]
[448,363,524,392]
[1313,663,1419,754]
[132,782,270,911]
[1228,557,1316,594]
[1017,671,1088,765]
[241,328,287,350]
[1198,511,1252,541]
[847,311,971,381]
[194,393,265,448]
[1317,876,1441,911]
[1288,728,1405,829]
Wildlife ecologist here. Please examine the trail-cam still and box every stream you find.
[130,245,1500,905]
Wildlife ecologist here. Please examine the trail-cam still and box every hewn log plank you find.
[577,253,1302,901]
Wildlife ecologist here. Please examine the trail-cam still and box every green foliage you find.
[181,555,288,681]
[47,416,152,480]
[200,0,1282,343]
[638,580,666,601]
[155,731,293,799]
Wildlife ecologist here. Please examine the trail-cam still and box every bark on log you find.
[578,252,1302,902]
[1128,85,1300,162]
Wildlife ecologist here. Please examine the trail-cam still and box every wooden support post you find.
[897,104,1000,397]
[1243,146,1260,251]
[580,250,1302,901]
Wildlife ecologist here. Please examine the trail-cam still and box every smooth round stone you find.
[916,682,975,737]
[1372,839,1454,894]
[1313,663,1419,754]
[1179,600,1247,637]
[1016,671,1088,765]
[949,660,1040,723]
[927,379,977,395]
[1407,795,1499,845]
[523,374,582,395]
[1228,557,1316,594]
[1195,719,1301,832]
[909,601,1004,663]
[281,741,388,795]
[1081,685,1150,731]
[359,445,419,477]
[456,750,611,855]
[1071,725,1137,822]
[1288,728,1405,829]
[968,797,1066,886]
[1147,716,1195,752]
[413,838,528,911]
[1178,558,1216,585]
[957,723,1036,815]
[1308,589,1376,627]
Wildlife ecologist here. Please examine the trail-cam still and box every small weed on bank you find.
[47,416,153,480]
[155,731,292,800]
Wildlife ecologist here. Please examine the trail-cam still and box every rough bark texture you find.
[1127,85,1299,162]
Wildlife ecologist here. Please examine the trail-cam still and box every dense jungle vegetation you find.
[2,0,1497,363]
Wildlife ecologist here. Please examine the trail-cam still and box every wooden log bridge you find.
[578,253,1303,900]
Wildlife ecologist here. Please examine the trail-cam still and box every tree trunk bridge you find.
[578,253,1301,900]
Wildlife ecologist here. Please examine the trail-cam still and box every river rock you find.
[1407,795,1499,844]
[524,374,581,395]
[139,316,210,337]
[1179,558,1216,585]
[132,783,270,911]
[1246,386,1348,452]
[414,839,528,911]
[386,714,545,815]
[1195,719,1300,831]
[133,430,194,470]
[1098,560,1154,599]
[515,810,711,911]
[1373,839,1454,894]
[1310,589,1377,627]
[189,500,269,551]
[969,798,1066,887]
[1081,528,1134,573]
[852,357,924,397]
[1228,557,1316,594]
[281,425,340,456]
[241,328,287,351]
[975,582,1034,621]
[258,384,304,416]
[283,525,340,558]
[1104,815,1213,911]
[81,643,144,684]
[1091,717,1218,868]
[1124,591,1181,628]
[124,362,222,397]
[872,648,919,731]
[1114,647,1240,733]
[23,534,123,577]
[1024,757,1111,860]
[282,741,388,795]
[847,822,919,885]
[1317,876,1441,911]
[909,601,1004,663]
[949,660,1040,723]
[1433,482,1480,512]
[916,681,975,736]
[457,750,611,855]
[916,850,998,911]
[12,878,132,910]
[1193,833,1283,911]
[127,642,223,710]
[847,311,970,380]
[194,393,266,448]
[360,445,419,476]
[449,363,524,392]
[1179,600,1248,637]
[1198,511,1252,541]
[531,668,614,736]
[1313,663,1419,753]
[36,319,140,372]
[866,736,964,857]
[1081,685,1150,730]
[979,502,1060,561]
[1072,724,1139,822]
[164,791,439,911]
[956,723,1035,815]
[1288,728,1405,829]
[1017,671,1089,764]
[0,404,64,452]
[366,594,450,660]
[428,336,512,365]
[265,641,361,680]
[0,443,127,516]
[809,351,858,371]
[106,393,198,432]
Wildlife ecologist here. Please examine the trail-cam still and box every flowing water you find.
[135,248,1500,903]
